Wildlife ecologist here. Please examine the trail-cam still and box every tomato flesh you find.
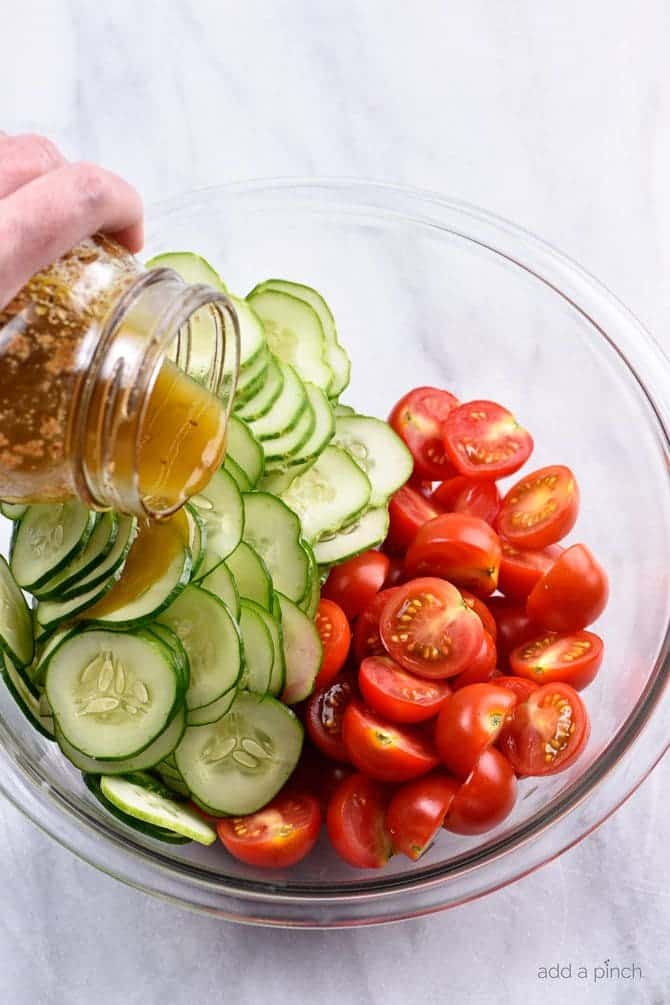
[432,476,501,525]
[494,675,539,705]
[442,400,533,480]
[379,577,484,679]
[404,513,502,596]
[305,673,357,762]
[322,550,390,621]
[444,748,517,835]
[386,484,441,554]
[216,790,321,868]
[498,540,562,600]
[496,465,579,549]
[526,543,609,632]
[499,682,590,776]
[389,386,460,480]
[510,630,604,690]
[314,599,351,689]
[435,683,517,780]
[386,773,459,860]
[460,589,497,640]
[358,655,452,723]
[327,773,393,869]
[342,701,440,782]
[353,587,402,662]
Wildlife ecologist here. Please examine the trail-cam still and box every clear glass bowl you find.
[1,180,669,927]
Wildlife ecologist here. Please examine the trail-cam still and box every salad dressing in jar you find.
[0,235,239,518]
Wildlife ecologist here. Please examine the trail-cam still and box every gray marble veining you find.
[1,1,669,1002]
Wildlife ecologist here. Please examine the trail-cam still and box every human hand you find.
[0,132,144,309]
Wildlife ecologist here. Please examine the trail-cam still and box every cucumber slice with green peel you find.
[157,585,242,711]
[185,505,206,580]
[10,502,96,590]
[156,757,183,781]
[155,771,190,798]
[234,348,270,405]
[57,706,186,775]
[280,383,335,466]
[46,629,182,760]
[258,461,313,496]
[83,772,191,845]
[146,252,228,292]
[191,468,244,578]
[235,356,284,421]
[175,691,303,816]
[1,503,28,520]
[223,455,252,493]
[226,416,264,487]
[239,601,274,694]
[2,654,55,740]
[246,288,333,391]
[250,279,350,398]
[229,296,267,370]
[240,599,285,696]
[186,685,237,726]
[281,446,372,542]
[198,561,241,620]
[0,556,34,668]
[247,362,307,442]
[261,395,315,464]
[29,626,76,688]
[56,515,136,600]
[314,506,390,565]
[334,403,355,416]
[224,541,273,610]
[277,594,322,705]
[143,624,190,695]
[35,513,118,600]
[332,415,413,507]
[298,542,320,619]
[100,774,216,845]
[241,493,310,604]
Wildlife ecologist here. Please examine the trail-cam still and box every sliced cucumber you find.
[46,629,181,760]
[56,515,136,599]
[191,468,244,578]
[35,513,118,600]
[186,686,237,726]
[235,356,284,421]
[332,415,413,507]
[223,455,252,493]
[57,706,186,775]
[261,395,315,464]
[198,561,241,620]
[281,446,371,542]
[2,654,54,740]
[247,362,307,441]
[1,502,28,520]
[185,504,206,580]
[83,771,190,844]
[239,601,274,694]
[155,771,190,798]
[100,774,216,845]
[275,383,335,466]
[224,541,273,610]
[10,502,96,590]
[143,623,190,695]
[235,346,270,404]
[0,556,33,668]
[246,288,332,391]
[334,403,355,416]
[299,542,320,619]
[314,506,390,565]
[226,415,264,487]
[244,600,285,697]
[229,296,267,371]
[29,626,76,688]
[277,594,322,705]
[242,493,310,603]
[146,251,228,292]
[175,691,303,816]
[157,585,242,711]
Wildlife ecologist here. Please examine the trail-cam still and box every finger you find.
[0,161,144,307]
[0,133,66,198]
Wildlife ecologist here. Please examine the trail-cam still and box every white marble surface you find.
[1,1,670,1002]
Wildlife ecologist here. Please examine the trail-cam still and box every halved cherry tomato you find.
[450,631,498,688]
[358,655,452,723]
[314,599,351,689]
[499,682,590,776]
[386,773,459,860]
[460,589,497,640]
[496,465,579,550]
[389,386,460,480]
[435,683,518,780]
[383,555,406,588]
[342,702,440,782]
[432,476,501,525]
[404,513,502,596]
[306,673,357,762]
[494,676,539,704]
[487,597,539,667]
[326,773,393,868]
[526,543,609,632]
[322,550,390,621]
[509,630,604,690]
[353,587,402,662]
[216,789,321,868]
[379,577,484,679]
[386,484,441,554]
[444,748,517,834]
[498,540,562,600]
[442,400,533,481]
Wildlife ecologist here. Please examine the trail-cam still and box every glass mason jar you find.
[0,236,239,518]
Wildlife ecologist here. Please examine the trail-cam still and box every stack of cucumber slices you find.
[0,254,411,850]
